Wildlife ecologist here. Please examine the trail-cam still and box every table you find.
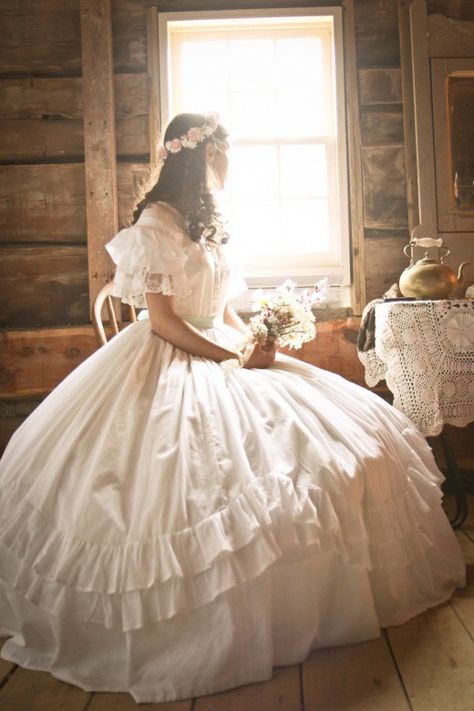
[358,299,474,526]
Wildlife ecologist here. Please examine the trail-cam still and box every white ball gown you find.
[0,203,465,703]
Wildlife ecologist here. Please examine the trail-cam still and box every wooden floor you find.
[1,498,473,711]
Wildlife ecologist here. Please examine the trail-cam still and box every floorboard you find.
[193,666,301,711]
[0,666,91,711]
[387,603,474,711]
[302,636,411,710]
[87,691,192,710]
[450,531,474,640]
[0,638,16,687]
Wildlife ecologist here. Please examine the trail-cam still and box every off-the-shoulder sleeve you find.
[106,206,190,309]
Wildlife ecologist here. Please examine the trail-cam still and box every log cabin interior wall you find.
[0,0,473,451]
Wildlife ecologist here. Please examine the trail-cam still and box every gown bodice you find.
[106,202,244,317]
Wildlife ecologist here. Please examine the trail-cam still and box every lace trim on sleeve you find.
[111,269,191,309]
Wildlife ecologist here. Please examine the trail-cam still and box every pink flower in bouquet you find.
[249,279,329,350]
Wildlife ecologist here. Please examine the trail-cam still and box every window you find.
[158,9,350,297]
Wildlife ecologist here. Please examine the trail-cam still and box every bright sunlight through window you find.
[159,10,350,289]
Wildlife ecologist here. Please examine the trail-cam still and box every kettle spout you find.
[457,261,470,286]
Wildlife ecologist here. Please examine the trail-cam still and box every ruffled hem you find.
[0,461,454,632]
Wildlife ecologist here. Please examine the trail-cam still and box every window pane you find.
[276,38,323,89]
[230,199,280,257]
[228,146,279,198]
[181,41,228,89]
[280,199,330,253]
[229,39,275,90]
[280,144,328,198]
[230,91,278,139]
[277,90,328,137]
[182,90,229,119]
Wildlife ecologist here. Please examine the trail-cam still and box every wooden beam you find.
[80,0,119,309]
[146,6,162,173]
[398,0,420,233]
[409,0,438,237]
[343,0,366,314]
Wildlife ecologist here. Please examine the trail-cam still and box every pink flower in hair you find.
[206,114,218,132]
[166,138,182,153]
[187,127,201,143]
[157,146,168,162]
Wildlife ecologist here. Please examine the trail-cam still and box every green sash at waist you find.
[180,314,224,329]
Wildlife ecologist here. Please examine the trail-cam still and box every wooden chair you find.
[92,281,137,346]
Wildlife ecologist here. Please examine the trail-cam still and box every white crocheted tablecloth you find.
[358,300,474,437]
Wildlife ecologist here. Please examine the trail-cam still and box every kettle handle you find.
[403,244,413,263]
[440,247,450,261]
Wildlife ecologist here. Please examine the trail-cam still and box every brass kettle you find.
[399,239,469,299]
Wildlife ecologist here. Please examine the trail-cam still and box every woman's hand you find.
[243,340,278,369]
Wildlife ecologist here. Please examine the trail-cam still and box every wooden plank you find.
[358,68,402,105]
[303,636,410,710]
[364,234,408,302]
[80,0,119,308]
[0,315,365,400]
[360,111,404,147]
[0,74,149,162]
[0,639,16,686]
[0,75,148,121]
[387,603,474,710]
[0,667,90,711]
[409,0,438,236]
[0,164,86,242]
[0,416,28,455]
[0,0,81,75]
[112,0,148,72]
[361,147,408,229]
[0,327,98,399]
[0,162,148,242]
[398,0,420,233]
[283,317,366,385]
[194,665,300,711]
[0,117,148,162]
[87,691,192,710]
[0,78,83,120]
[343,0,366,315]
[117,162,151,228]
[147,6,163,173]
[354,0,401,69]
[0,119,84,163]
[0,246,89,329]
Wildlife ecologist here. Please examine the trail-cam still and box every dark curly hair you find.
[132,113,229,244]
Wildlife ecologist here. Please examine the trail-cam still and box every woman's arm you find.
[146,292,275,368]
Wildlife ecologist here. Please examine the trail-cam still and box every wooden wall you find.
[1,0,473,452]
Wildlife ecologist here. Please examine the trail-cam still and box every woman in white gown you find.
[0,113,465,703]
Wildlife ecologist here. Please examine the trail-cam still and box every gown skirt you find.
[0,203,466,701]
[0,318,466,702]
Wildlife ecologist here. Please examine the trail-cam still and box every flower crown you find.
[157,113,219,163]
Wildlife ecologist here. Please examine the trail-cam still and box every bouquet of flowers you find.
[249,279,329,350]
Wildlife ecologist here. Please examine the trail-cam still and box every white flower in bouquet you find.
[249,279,329,350]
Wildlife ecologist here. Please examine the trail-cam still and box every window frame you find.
[147,4,365,311]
